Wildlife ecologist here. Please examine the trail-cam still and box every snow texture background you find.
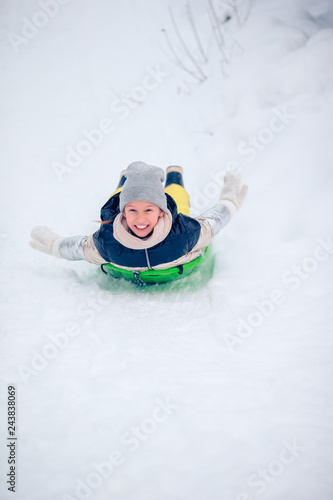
[1,0,333,499]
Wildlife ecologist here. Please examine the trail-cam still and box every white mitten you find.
[30,226,63,258]
[219,171,248,215]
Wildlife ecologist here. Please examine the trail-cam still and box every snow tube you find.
[100,245,212,285]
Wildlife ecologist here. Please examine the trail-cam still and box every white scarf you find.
[112,210,173,249]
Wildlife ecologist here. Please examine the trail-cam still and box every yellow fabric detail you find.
[164,184,190,216]
[110,186,123,198]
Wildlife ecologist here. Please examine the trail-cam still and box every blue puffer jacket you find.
[92,192,202,268]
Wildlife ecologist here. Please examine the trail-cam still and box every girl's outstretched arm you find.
[30,226,88,261]
[199,171,248,236]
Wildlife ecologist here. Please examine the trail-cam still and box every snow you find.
[1,0,333,499]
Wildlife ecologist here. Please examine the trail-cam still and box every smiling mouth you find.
[134,225,149,230]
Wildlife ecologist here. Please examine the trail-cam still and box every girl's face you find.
[123,200,164,238]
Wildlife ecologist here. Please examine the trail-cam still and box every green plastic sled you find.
[100,245,212,285]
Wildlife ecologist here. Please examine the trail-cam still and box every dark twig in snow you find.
[241,0,254,25]
[168,6,207,81]
[208,1,228,62]
[219,0,241,26]
[208,0,225,45]
[224,25,246,52]
[186,3,208,64]
[162,28,204,82]
[231,0,242,26]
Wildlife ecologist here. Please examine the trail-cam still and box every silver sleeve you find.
[199,204,231,236]
[59,236,88,261]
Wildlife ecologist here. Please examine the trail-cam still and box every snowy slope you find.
[1,0,333,499]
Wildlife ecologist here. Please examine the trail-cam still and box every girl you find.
[30,162,247,279]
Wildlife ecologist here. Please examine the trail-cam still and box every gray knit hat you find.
[119,161,168,213]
